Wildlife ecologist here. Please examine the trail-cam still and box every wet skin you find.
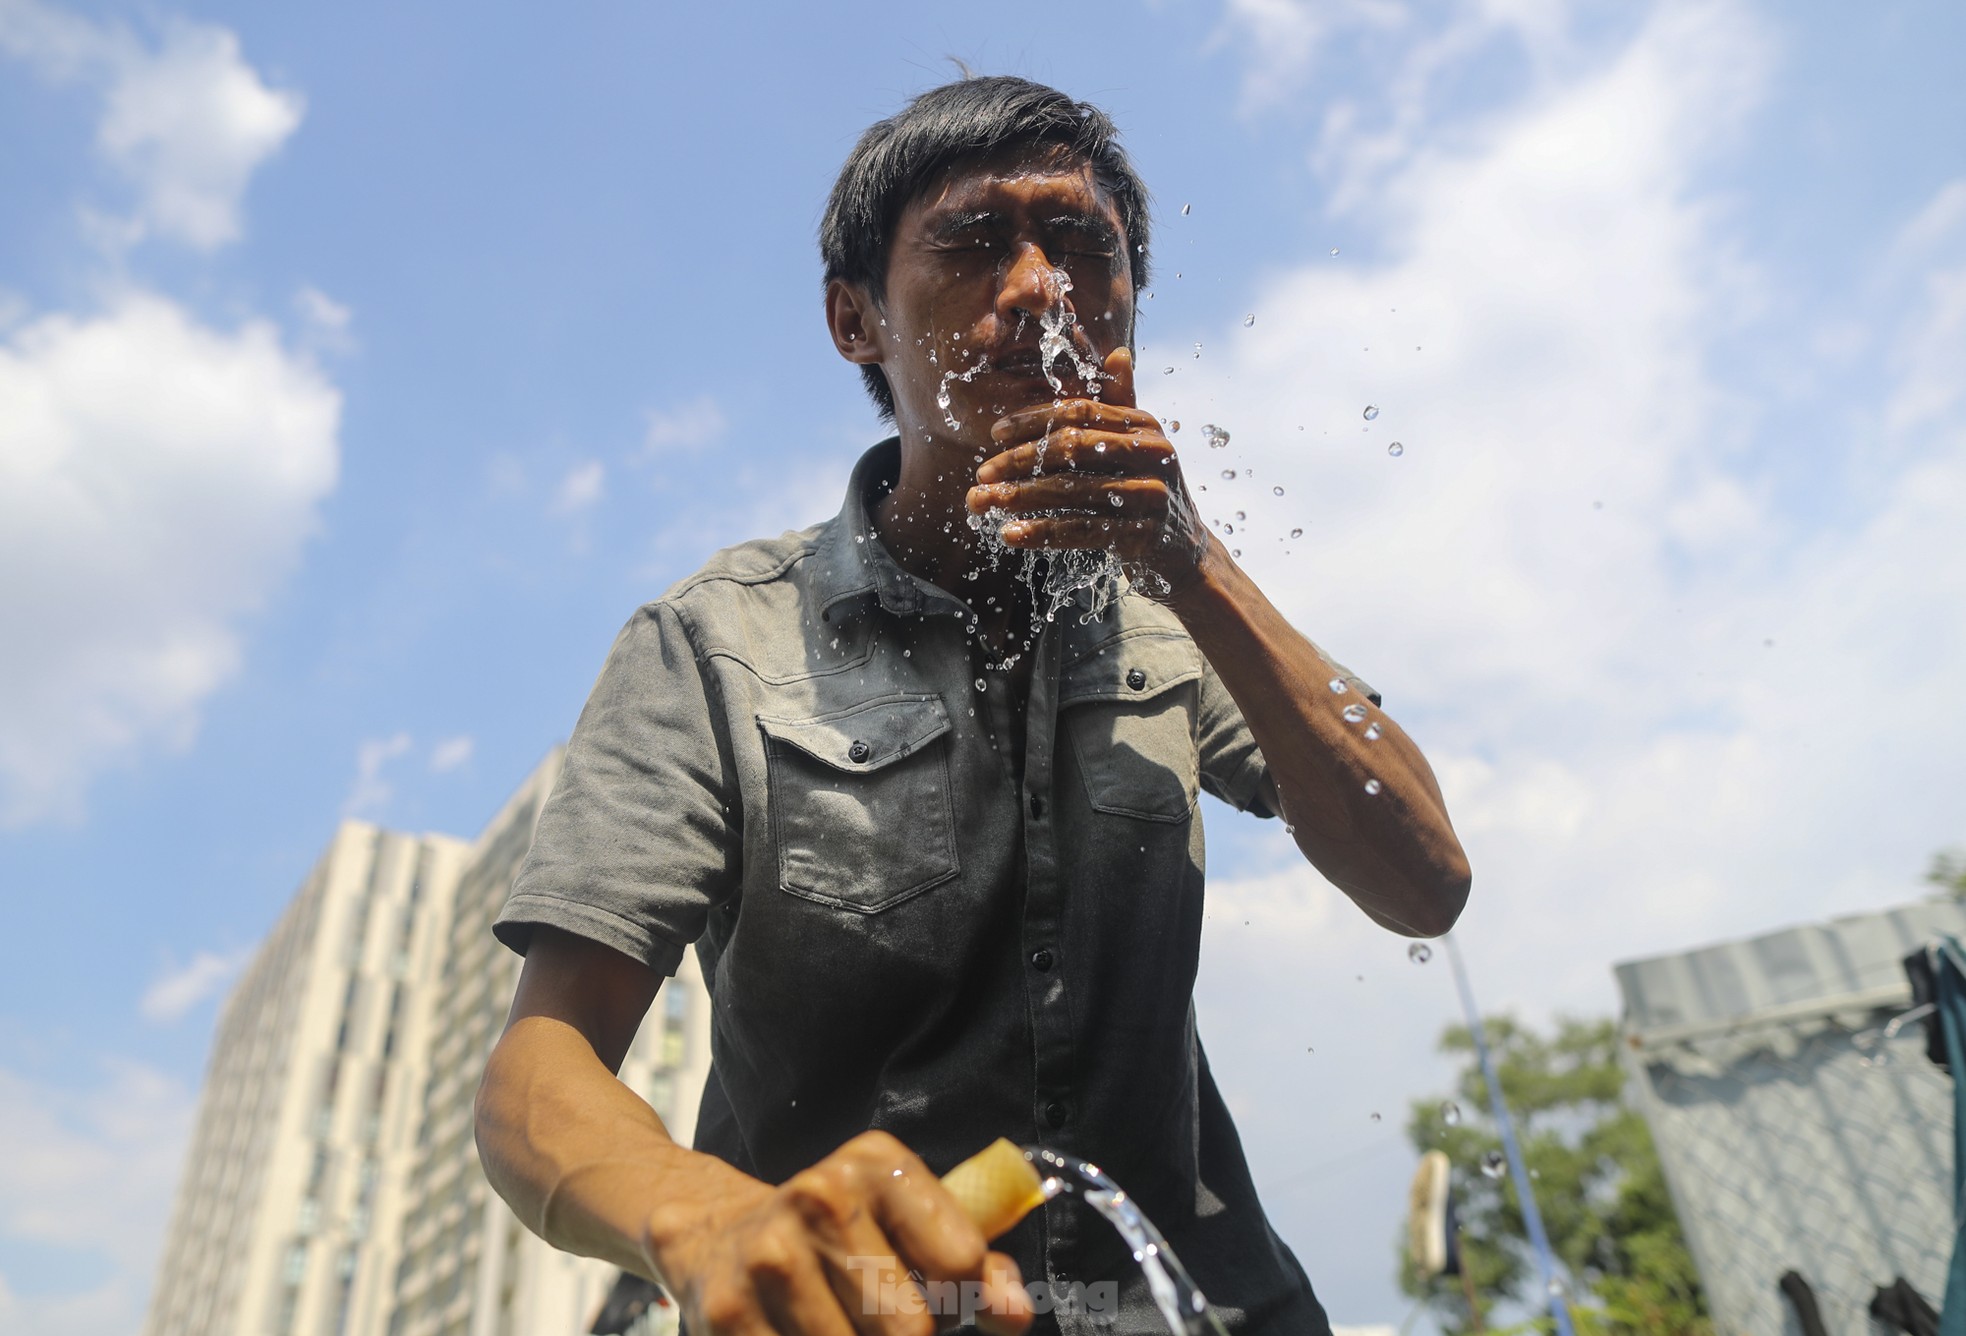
[825,149,1209,666]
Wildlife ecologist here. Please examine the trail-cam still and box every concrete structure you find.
[144,823,472,1336]
[388,752,711,1336]
[144,752,714,1336]
[1616,899,1962,1335]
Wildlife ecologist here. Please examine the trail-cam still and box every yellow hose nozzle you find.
[940,1138,1051,1241]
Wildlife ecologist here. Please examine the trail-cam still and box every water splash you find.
[964,265,1127,639]
[1035,266,1106,397]
[1022,1147,1232,1336]
[936,356,993,431]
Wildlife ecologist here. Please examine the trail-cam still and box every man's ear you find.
[826,280,884,367]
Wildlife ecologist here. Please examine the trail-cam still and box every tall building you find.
[145,752,713,1336]
[143,823,472,1336]
[388,751,712,1336]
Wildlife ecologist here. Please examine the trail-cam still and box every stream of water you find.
[1023,1146,1233,1336]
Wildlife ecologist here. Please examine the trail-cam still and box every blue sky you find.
[3,1,1964,1331]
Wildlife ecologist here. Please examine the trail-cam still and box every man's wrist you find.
[640,1163,772,1289]
[1154,529,1231,614]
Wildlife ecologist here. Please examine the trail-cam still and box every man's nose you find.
[996,241,1067,325]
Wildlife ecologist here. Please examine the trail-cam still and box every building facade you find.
[143,822,472,1336]
[1616,899,1963,1334]
[387,752,711,1336]
[144,753,713,1336]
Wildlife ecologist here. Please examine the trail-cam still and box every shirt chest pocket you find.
[1060,633,1203,823]
[757,694,960,912]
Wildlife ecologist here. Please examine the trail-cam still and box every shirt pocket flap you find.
[1059,631,1204,709]
[756,694,952,773]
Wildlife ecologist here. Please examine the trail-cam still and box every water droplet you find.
[1167,419,1181,433]
[1441,1101,1461,1126]
[1330,247,1340,256]
[1181,202,1191,215]
[1243,313,1256,327]
[1234,510,1246,521]
[1481,1151,1507,1179]
[1546,1277,1568,1299]
[1163,365,1175,375]
[1370,1111,1382,1123]
[902,649,911,658]
[1193,342,1202,359]
[1363,405,1380,421]
[1408,942,1431,964]
[1222,523,1233,535]
[1221,469,1236,480]
[1363,722,1382,741]
[1202,424,1231,449]
[1388,442,1404,457]
[974,678,986,692]
[1289,527,1303,539]
[1108,492,1123,507]
[1364,778,1383,795]
[1342,703,1368,723]
[1272,486,1284,496]
[1327,677,1349,694]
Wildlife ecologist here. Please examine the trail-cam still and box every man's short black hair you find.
[821,75,1153,421]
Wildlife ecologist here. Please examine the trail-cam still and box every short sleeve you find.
[493,602,741,976]
[1196,649,1381,820]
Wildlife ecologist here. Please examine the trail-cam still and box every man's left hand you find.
[967,347,1211,597]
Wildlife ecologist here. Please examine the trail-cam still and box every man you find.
[476,76,1470,1336]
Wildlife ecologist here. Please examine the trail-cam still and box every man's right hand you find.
[648,1130,1033,1336]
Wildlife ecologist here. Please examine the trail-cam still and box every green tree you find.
[1397,1015,1710,1335]
[1927,847,1966,900]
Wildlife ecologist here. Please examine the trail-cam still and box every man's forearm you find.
[1165,535,1471,935]
[475,1014,768,1283]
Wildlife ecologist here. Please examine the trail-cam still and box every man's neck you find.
[871,414,1035,654]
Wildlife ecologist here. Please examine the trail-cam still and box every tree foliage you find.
[1397,1015,1711,1335]
[1927,847,1966,900]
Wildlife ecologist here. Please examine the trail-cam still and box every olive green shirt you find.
[496,440,1364,1334]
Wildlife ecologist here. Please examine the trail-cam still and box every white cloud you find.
[0,0,303,249]
[551,459,606,516]
[0,293,340,826]
[137,948,248,1024]
[1171,0,1966,1319]
[643,396,728,454]
[1216,0,1407,113]
[293,284,354,355]
[342,732,411,818]
[429,734,475,774]
[0,1059,194,1336]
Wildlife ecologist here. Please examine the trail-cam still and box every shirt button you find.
[1031,949,1054,972]
[847,740,871,764]
[1044,1101,1068,1128]
[1126,668,1147,690]
[1028,794,1045,818]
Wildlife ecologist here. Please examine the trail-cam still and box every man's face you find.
[873,147,1135,446]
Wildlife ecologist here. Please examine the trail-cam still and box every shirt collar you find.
[815,438,955,623]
